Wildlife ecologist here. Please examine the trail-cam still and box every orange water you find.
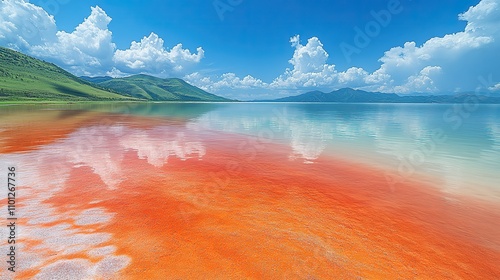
[1,111,499,279]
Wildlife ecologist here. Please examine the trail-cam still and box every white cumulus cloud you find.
[187,0,500,99]
[270,35,337,89]
[185,72,266,93]
[0,1,204,76]
[1,0,500,99]
[29,6,116,75]
[113,32,204,76]
[187,35,370,95]
[367,0,500,93]
[489,83,500,91]
[0,0,57,48]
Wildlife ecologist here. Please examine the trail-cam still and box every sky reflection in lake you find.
[1,103,499,279]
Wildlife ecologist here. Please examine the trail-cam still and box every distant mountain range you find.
[1,47,499,104]
[80,76,113,84]
[0,47,229,102]
[261,88,500,104]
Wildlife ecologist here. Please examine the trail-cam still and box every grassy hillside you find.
[98,74,230,101]
[0,47,135,102]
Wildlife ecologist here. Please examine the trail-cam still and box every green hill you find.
[96,74,230,102]
[0,47,137,102]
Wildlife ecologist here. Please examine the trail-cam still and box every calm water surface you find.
[1,102,499,197]
[186,103,500,199]
[1,102,499,278]
[6,102,495,196]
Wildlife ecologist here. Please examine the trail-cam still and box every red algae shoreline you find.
[1,112,499,279]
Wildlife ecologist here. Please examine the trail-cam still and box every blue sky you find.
[1,0,500,99]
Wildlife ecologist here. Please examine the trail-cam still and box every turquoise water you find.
[1,102,500,278]
[187,103,500,199]
[2,102,500,200]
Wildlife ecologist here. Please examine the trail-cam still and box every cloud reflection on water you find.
[0,120,207,278]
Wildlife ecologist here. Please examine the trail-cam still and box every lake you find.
[1,102,499,279]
